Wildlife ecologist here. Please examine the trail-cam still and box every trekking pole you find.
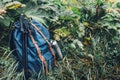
[21,32,28,80]
[20,14,28,80]
[23,31,28,80]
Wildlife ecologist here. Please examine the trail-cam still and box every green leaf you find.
[71,7,80,15]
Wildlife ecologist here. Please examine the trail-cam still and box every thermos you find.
[51,40,63,59]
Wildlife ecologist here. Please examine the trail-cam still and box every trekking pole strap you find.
[31,23,57,66]
[28,30,48,74]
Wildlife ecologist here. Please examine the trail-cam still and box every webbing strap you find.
[31,23,57,66]
[28,30,48,74]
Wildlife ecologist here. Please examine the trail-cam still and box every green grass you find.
[0,43,120,80]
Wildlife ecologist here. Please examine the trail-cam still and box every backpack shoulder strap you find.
[31,23,57,66]
[28,30,48,74]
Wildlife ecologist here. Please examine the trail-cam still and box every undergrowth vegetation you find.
[0,0,120,80]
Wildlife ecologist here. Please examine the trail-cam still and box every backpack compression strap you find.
[31,23,57,66]
[28,30,48,74]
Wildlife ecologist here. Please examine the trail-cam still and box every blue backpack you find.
[9,15,62,79]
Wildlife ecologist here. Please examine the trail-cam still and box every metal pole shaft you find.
[23,32,28,80]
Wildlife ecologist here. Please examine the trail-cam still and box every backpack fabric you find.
[9,15,57,77]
